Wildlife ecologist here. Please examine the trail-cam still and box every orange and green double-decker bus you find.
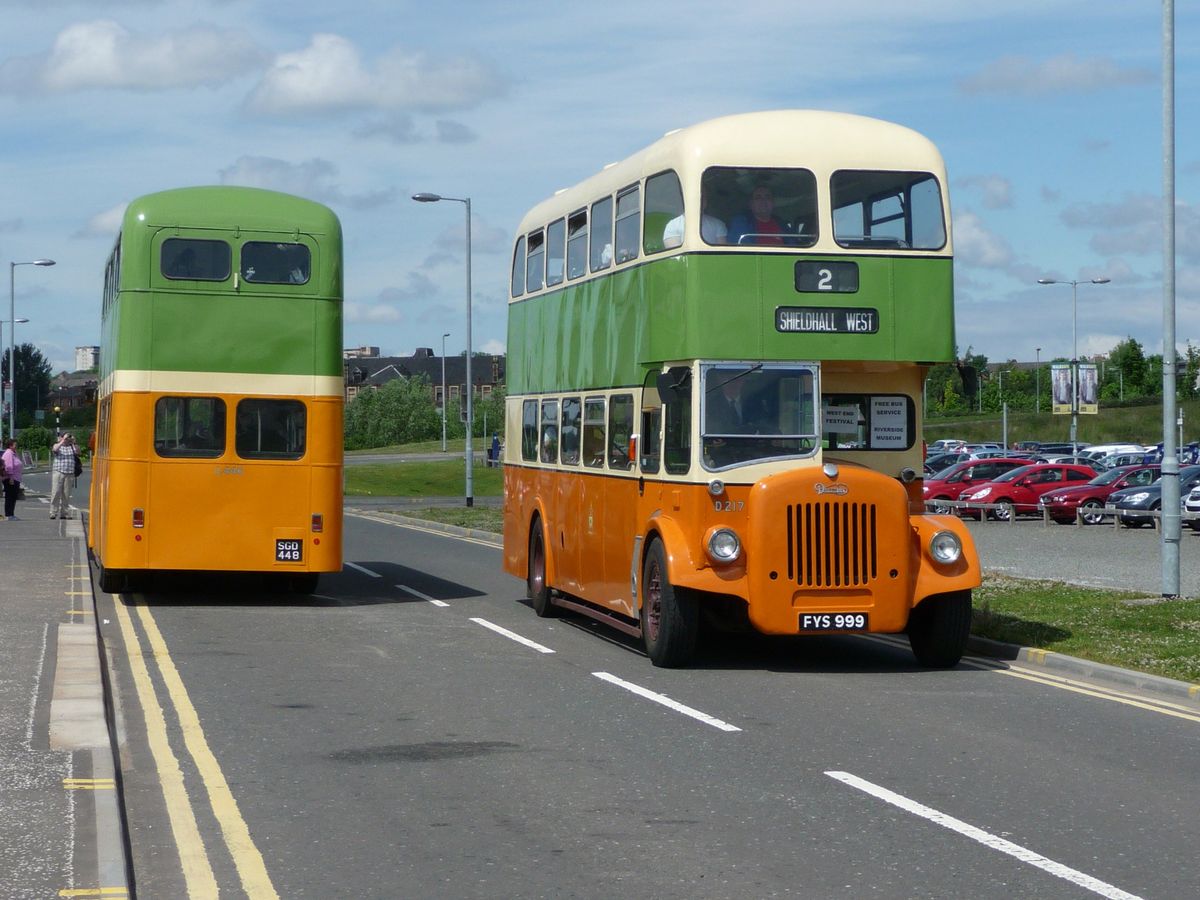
[88,186,344,593]
[503,110,979,667]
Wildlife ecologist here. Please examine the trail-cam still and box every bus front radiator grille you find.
[785,502,878,588]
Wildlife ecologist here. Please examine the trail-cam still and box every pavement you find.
[0,471,130,899]
[2,482,1197,898]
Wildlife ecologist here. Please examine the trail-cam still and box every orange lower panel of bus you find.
[503,463,978,634]
[92,458,342,574]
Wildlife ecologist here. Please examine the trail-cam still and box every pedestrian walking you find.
[2,438,24,519]
[50,433,78,519]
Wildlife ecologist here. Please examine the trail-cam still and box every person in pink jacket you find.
[2,438,23,519]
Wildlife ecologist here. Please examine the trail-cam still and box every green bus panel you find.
[507,252,955,395]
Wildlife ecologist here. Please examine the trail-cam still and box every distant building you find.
[75,346,100,371]
[344,348,505,407]
[343,346,381,359]
[46,370,98,413]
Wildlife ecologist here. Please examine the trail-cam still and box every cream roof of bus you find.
[515,109,948,241]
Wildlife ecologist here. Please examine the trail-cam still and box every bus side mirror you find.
[656,366,692,401]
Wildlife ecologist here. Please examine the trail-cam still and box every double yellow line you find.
[113,597,279,898]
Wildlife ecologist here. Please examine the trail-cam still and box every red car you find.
[960,463,1098,520]
[923,458,1029,508]
[1038,465,1161,524]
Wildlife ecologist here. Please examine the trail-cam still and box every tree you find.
[1,342,52,429]
[1108,337,1149,396]
[344,375,442,450]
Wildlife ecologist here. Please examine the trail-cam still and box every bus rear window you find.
[831,171,945,250]
[241,242,311,284]
[154,396,226,457]
[161,238,231,281]
[235,399,306,459]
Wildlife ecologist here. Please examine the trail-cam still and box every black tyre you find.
[640,539,698,667]
[907,590,972,668]
[527,518,557,617]
[1080,500,1104,526]
[97,565,126,594]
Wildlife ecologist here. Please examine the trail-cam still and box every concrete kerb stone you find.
[967,634,1200,707]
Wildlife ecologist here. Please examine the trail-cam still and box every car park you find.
[923,458,1030,508]
[1080,443,1144,461]
[1110,464,1200,527]
[927,439,967,453]
[1038,464,1160,525]
[1095,451,1146,469]
[1036,442,1089,456]
[960,463,1097,520]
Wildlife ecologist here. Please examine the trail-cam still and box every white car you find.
[1081,444,1144,461]
[1185,484,1200,531]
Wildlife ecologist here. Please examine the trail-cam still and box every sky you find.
[0,0,1196,375]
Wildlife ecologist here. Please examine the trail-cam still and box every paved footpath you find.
[0,484,130,899]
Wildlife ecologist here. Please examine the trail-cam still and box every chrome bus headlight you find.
[929,530,962,565]
[706,527,741,564]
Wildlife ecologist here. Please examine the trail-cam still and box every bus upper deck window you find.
[590,196,614,272]
[241,242,311,284]
[566,210,588,279]
[614,186,640,264]
[526,229,545,292]
[700,167,817,248]
[545,218,566,287]
[644,170,683,254]
[831,170,946,251]
[511,235,526,296]
[161,238,231,281]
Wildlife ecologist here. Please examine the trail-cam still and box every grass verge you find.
[345,460,503,497]
[376,502,1200,686]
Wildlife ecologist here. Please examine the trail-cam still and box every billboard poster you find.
[1078,363,1099,414]
[1051,363,1072,415]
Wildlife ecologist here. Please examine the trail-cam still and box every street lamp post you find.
[1035,347,1041,415]
[1037,277,1110,455]
[10,258,56,439]
[413,193,473,507]
[441,331,450,453]
[0,316,29,438]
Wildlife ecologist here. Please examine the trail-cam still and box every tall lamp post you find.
[440,331,450,452]
[1035,347,1041,415]
[1,316,29,437]
[413,193,473,507]
[1036,277,1110,455]
[10,259,56,439]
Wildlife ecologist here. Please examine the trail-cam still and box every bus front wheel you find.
[527,519,557,617]
[640,539,698,668]
[907,590,972,668]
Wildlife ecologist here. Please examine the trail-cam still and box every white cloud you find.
[959,53,1154,96]
[956,175,1013,210]
[74,203,126,239]
[344,300,402,324]
[218,156,396,210]
[953,211,1015,269]
[0,19,265,94]
[244,34,505,118]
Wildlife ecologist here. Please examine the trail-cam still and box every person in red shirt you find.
[729,185,787,246]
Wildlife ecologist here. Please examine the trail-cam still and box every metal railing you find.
[926,498,1200,532]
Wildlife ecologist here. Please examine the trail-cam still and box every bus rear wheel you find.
[641,539,697,668]
[527,518,556,617]
[907,590,972,668]
[97,565,127,594]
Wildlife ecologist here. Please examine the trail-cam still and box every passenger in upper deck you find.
[662,195,727,248]
[728,184,788,246]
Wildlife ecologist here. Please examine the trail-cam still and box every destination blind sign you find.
[775,306,879,334]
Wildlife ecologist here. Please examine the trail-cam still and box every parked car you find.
[1012,440,1041,451]
[1094,451,1147,469]
[1040,454,1106,468]
[1183,483,1200,531]
[1110,465,1200,527]
[960,463,1098,520]
[923,458,1030,508]
[923,451,970,476]
[927,439,967,453]
[1080,443,1144,461]
[1038,465,1161,525]
[1036,442,1090,456]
